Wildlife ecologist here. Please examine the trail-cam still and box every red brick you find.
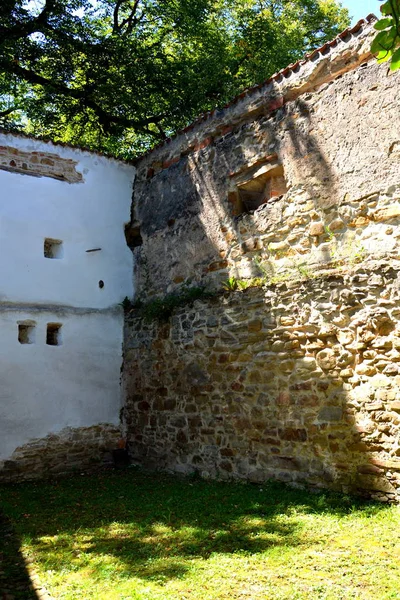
[193,136,213,152]
[162,155,180,169]
[267,97,284,112]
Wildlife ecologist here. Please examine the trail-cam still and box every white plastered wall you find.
[0,133,135,308]
[0,133,135,460]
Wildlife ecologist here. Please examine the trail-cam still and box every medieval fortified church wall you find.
[2,15,400,502]
[124,16,400,502]
[0,133,135,480]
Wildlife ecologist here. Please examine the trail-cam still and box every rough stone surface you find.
[123,26,400,501]
[131,57,400,300]
[0,144,83,182]
[124,267,400,502]
[0,424,121,482]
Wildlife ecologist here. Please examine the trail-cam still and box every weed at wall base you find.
[128,284,215,322]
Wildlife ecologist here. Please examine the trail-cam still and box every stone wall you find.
[130,22,400,300]
[0,424,121,482]
[123,19,400,500]
[124,263,400,502]
[0,141,83,182]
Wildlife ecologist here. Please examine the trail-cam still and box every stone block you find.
[316,349,337,370]
[248,319,263,332]
[279,428,307,442]
[365,401,384,411]
[355,474,396,493]
[318,406,343,422]
[309,222,325,236]
[357,464,384,475]
[373,206,400,222]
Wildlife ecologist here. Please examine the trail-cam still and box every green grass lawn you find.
[1,468,400,600]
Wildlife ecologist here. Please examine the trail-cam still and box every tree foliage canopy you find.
[0,0,349,158]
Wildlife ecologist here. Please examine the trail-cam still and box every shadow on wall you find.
[130,91,340,298]
[125,82,400,501]
[0,511,39,599]
[124,276,400,502]
[282,98,338,205]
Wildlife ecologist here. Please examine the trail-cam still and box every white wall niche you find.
[44,238,64,259]
[18,320,36,344]
[46,322,62,346]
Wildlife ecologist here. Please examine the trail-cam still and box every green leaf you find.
[374,17,393,30]
[371,28,397,54]
[377,48,393,63]
[0,0,352,157]
[390,46,400,70]
[380,1,393,16]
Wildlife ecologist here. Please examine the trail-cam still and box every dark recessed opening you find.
[46,323,62,346]
[230,159,287,216]
[125,223,143,250]
[18,321,36,344]
[99,280,104,289]
[44,238,63,259]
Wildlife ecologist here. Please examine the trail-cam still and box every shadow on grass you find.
[0,511,38,599]
[0,468,387,586]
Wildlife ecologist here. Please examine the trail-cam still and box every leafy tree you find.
[0,0,349,158]
[371,0,400,71]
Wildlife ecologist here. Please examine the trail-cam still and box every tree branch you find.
[0,0,55,42]
[0,106,18,118]
[155,122,167,139]
[0,1,97,55]
[120,0,141,36]
[113,0,141,35]
[113,0,125,33]
[36,0,57,24]
[2,59,167,133]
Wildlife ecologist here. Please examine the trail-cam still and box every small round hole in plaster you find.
[99,280,104,289]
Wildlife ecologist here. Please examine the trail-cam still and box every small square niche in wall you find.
[18,321,36,344]
[44,238,64,259]
[46,323,62,346]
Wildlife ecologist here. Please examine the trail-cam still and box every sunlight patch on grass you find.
[1,471,400,599]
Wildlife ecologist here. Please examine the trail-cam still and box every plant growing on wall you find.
[372,0,400,70]
[130,284,214,321]
[222,277,239,291]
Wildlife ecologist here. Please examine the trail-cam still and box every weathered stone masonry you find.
[0,141,83,182]
[0,425,121,482]
[129,16,399,299]
[125,271,400,501]
[123,18,400,500]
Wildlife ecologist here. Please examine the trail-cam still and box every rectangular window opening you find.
[18,321,36,344]
[231,158,288,216]
[44,238,64,259]
[46,323,62,346]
